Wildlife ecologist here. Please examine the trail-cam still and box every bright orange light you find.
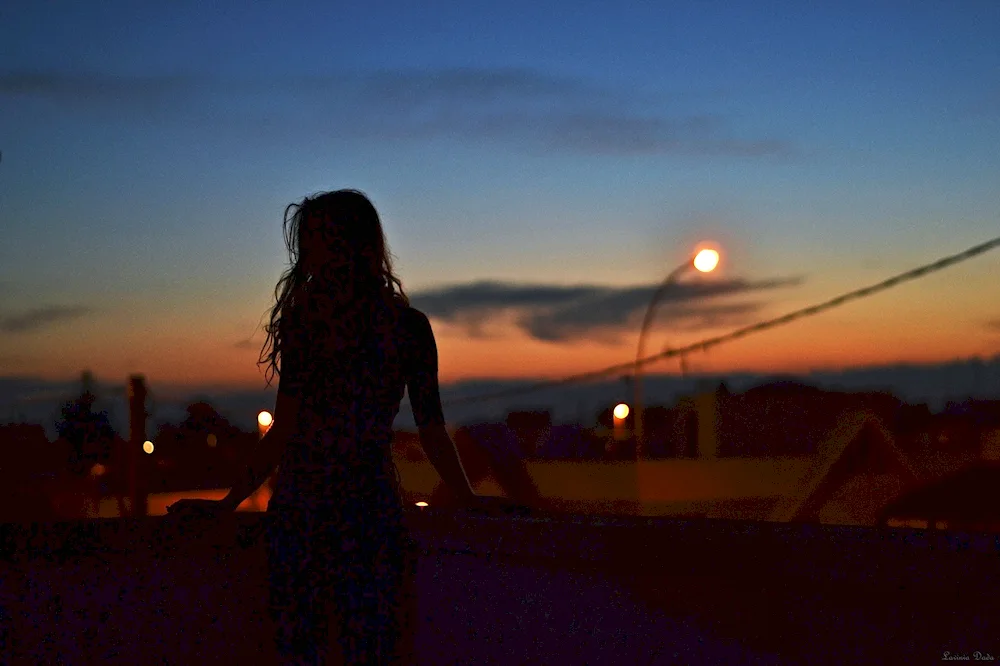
[613,403,630,420]
[693,248,720,273]
[257,411,273,427]
[90,463,107,477]
[415,501,429,507]
[143,440,155,454]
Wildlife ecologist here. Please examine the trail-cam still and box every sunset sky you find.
[2,2,999,395]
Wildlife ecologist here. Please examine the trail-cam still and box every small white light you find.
[415,501,429,507]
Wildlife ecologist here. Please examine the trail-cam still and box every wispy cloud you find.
[0,70,194,95]
[233,338,257,350]
[0,70,204,111]
[0,305,93,334]
[411,276,802,343]
[0,67,792,157]
[341,68,792,157]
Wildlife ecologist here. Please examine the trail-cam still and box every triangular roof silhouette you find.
[768,409,921,522]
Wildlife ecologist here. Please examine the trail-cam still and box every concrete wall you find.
[427,457,812,517]
[58,455,839,522]
[66,455,813,521]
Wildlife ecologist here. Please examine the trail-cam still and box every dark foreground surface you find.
[2,508,999,664]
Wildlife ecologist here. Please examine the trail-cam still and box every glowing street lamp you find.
[613,402,630,441]
[633,245,721,457]
[258,410,273,439]
[143,440,154,454]
[693,248,720,273]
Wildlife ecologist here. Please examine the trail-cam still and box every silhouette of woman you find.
[168,189,485,664]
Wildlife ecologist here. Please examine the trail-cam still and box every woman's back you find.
[268,294,444,512]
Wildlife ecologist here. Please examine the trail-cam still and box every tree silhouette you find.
[55,389,117,472]
[180,400,238,435]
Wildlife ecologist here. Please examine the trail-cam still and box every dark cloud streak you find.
[0,67,792,158]
[411,277,802,344]
[0,70,203,107]
[0,305,93,333]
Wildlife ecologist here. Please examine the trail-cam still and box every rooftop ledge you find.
[4,507,999,571]
[4,508,1000,664]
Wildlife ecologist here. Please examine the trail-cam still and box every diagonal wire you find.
[442,234,1000,408]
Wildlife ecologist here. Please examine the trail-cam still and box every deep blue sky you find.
[1,1,998,392]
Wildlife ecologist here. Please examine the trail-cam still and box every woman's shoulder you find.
[390,305,434,344]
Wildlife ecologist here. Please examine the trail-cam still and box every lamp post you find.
[257,410,273,440]
[633,247,719,458]
[612,402,630,441]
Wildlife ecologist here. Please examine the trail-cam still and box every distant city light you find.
[206,433,217,447]
[613,403,630,420]
[258,411,273,427]
[693,248,720,273]
[90,463,106,477]
[415,501,429,507]
[143,440,154,454]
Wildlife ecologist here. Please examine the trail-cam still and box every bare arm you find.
[406,309,476,502]
[418,423,476,501]
[221,387,299,511]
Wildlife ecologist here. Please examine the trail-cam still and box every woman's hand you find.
[166,498,235,519]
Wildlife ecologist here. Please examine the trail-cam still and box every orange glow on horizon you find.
[15,257,998,390]
[27,327,997,391]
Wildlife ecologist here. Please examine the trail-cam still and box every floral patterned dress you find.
[265,293,444,664]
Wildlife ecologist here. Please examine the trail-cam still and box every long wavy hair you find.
[258,189,409,388]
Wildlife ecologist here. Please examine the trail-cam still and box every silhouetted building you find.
[0,422,51,475]
[536,424,604,460]
[894,402,934,436]
[639,406,670,442]
[659,381,908,459]
[943,398,1000,426]
[659,395,706,458]
[506,410,551,458]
